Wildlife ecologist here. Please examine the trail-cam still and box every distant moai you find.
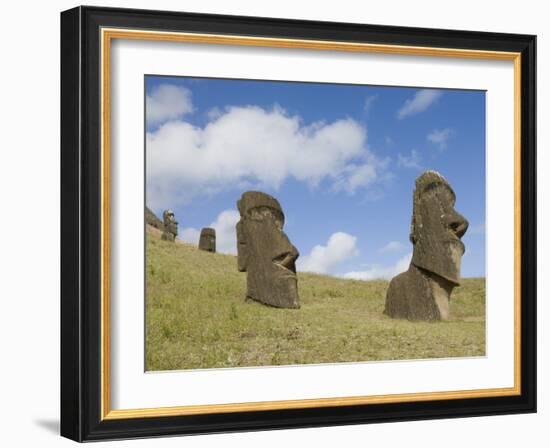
[236,191,300,309]
[198,227,216,253]
[161,209,178,242]
[384,171,469,321]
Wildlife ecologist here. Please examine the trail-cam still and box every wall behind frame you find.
[0,0,545,447]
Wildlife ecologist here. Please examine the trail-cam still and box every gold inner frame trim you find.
[100,27,522,420]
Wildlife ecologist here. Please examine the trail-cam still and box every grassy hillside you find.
[145,206,163,230]
[146,226,485,371]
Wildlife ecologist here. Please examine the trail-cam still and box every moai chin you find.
[198,227,216,253]
[236,191,300,309]
[161,209,178,242]
[384,171,469,321]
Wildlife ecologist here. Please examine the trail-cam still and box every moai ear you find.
[236,220,248,272]
[409,207,418,244]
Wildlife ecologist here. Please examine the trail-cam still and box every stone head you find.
[199,227,216,252]
[162,209,178,237]
[410,171,469,284]
[236,191,300,308]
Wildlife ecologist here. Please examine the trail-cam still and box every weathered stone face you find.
[410,171,469,285]
[161,209,178,242]
[236,191,300,309]
[199,227,216,252]
[384,171,469,321]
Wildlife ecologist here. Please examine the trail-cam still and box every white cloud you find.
[179,227,200,245]
[207,106,223,120]
[427,128,453,149]
[332,155,389,194]
[210,210,240,254]
[364,94,378,114]
[378,241,404,253]
[299,232,359,275]
[179,209,240,255]
[147,105,388,209]
[397,149,422,169]
[343,252,411,280]
[397,89,443,119]
[146,84,194,126]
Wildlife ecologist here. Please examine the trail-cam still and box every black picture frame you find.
[61,5,536,442]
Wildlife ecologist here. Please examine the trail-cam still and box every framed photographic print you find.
[60,6,536,442]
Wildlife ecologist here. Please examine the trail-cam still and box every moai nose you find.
[447,212,469,238]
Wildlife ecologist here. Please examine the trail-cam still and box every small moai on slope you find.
[384,171,469,321]
[161,209,178,242]
[198,227,216,252]
[236,191,300,309]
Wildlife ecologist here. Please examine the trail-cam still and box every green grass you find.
[145,227,486,371]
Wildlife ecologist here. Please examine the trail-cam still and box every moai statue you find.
[198,227,216,253]
[236,191,300,309]
[161,209,178,242]
[384,171,469,321]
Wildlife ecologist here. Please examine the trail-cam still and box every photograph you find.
[144,76,487,371]
[58,5,537,441]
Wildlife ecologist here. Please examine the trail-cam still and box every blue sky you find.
[145,75,486,279]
